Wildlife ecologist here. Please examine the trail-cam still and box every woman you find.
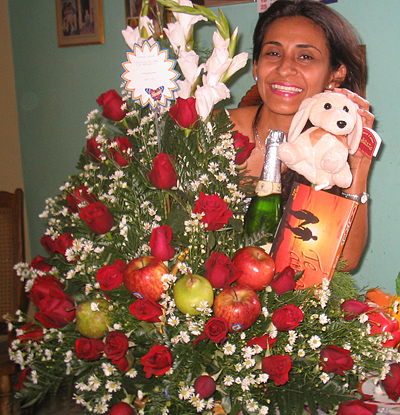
[229,0,374,270]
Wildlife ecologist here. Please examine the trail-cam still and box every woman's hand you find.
[333,87,374,128]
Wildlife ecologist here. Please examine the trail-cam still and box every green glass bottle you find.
[244,129,285,251]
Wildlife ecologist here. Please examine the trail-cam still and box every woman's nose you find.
[276,56,297,76]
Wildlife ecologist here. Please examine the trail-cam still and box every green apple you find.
[76,298,112,339]
[173,274,214,315]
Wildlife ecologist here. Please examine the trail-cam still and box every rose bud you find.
[79,201,115,234]
[75,337,104,362]
[40,234,57,253]
[382,362,400,401]
[269,266,296,295]
[169,97,198,129]
[148,154,177,190]
[54,232,74,256]
[247,334,276,349]
[320,345,354,375]
[193,192,233,231]
[29,255,52,273]
[271,304,304,331]
[67,185,97,212]
[86,136,104,162]
[109,402,136,415]
[111,137,133,167]
[129,298,163,323]
[96,260,127,291]
[233,132,255,165]
[96,89,126,121]
[149,225,175,261]
[340,299,369,320]
[262,354,292,386]
[194,375,216,399]
[204,252,241,289]
[337,400,377,415]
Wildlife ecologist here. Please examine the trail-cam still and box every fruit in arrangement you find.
[123,255,169,302]
[232,246,275,291]
[213,284,261,332]
[76,298,112,339]
[173,273,214,315]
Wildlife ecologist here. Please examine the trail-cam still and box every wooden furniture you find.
[0,188,28,415]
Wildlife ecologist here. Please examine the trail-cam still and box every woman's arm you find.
[335,88,375,270]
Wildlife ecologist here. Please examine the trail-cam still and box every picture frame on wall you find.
[56,0,104,47]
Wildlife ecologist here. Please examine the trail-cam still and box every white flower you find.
[308,335,322,350]
[179,385,194,400]
[223,375,234,386]
[101,362,116,376]
[246,399,259,412]
[90,302,100,312]
[195,80,230,120]
[319,314,330,325]
[223,342,236,355]
[178,50,204,86]
[105,380,121,392]
[298,349,306,358]
[320,372,331,384]
[125,368,137,378]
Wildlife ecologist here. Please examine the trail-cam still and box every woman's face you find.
[253,16,345,118]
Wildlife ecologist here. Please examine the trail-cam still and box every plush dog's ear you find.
[288,96,316,142]
[347,110,363,154]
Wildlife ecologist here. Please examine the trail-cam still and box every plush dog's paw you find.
[278,143,303,166]
[320,149,346,173]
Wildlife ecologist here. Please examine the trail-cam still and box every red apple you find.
[123,255,169,302]
[213,285,261,332]
[232,247,275,291]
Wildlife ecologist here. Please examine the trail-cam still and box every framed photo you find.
[56,0,104,47]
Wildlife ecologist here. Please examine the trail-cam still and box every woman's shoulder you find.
[228,106,259,136]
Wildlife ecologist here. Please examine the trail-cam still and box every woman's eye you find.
[299,54,313,60]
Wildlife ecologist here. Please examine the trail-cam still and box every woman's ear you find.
[330,64,347,88]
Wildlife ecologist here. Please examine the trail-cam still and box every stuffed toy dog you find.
[278,91,363,189]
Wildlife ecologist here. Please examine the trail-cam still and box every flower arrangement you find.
[7,1,400,415]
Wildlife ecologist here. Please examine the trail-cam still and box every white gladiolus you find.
[164,21,187,53]
[178,50,205,85]
[121,26,142,50]
[195,79,230,120]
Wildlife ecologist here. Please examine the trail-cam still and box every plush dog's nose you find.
[337,120,347,129]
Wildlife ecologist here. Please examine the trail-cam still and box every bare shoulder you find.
[228,106,259,137]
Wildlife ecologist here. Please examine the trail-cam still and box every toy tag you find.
[358,128,382,159]
[121,40,180,108]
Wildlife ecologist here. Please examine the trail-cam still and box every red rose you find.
[54,232,74,256]
[340,299,369,320]
[96,89,126,121]
[79,201,114,234]
[141,344,173,378]
[247,334,276,349]
[129,298,163,323]
[14,367,31,391]
[204,252,241,289]
[194,375,216,399]
[115,356,129,372]
[148,153,177,190]
[320,345,354,375]
[86,136,106,162]
[109,402,136,415]
[111,137,133,167]
[29,274,65,306]
[233,132,255,165]
[40,234,57,253]
[368,308,400,348]
[29,255,52,273]
[96,260,127,291]
[262,354,292,386]
[104,331,129,363]
[34,292,76,328]
[17,323,44,344]
[149,225,175,261]
[382,362,400,401]
[169,97,198,129]
[193,192,233,231]
[67,186,97,212]
[337,400,377,415]
[269,266,296,295]
[75,337,104,361]
[272,304,304,331]
[193,317,229,347]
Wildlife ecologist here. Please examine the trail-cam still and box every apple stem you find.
[233,289,238,301]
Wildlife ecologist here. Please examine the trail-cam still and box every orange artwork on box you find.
[271,183,358,289]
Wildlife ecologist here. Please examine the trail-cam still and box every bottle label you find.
[255,181,281,197]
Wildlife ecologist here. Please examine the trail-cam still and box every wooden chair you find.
[0,188,28,415]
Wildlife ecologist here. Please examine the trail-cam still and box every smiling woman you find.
[228,0,373,271]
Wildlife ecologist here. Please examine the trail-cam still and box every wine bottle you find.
[244,129,285,251]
